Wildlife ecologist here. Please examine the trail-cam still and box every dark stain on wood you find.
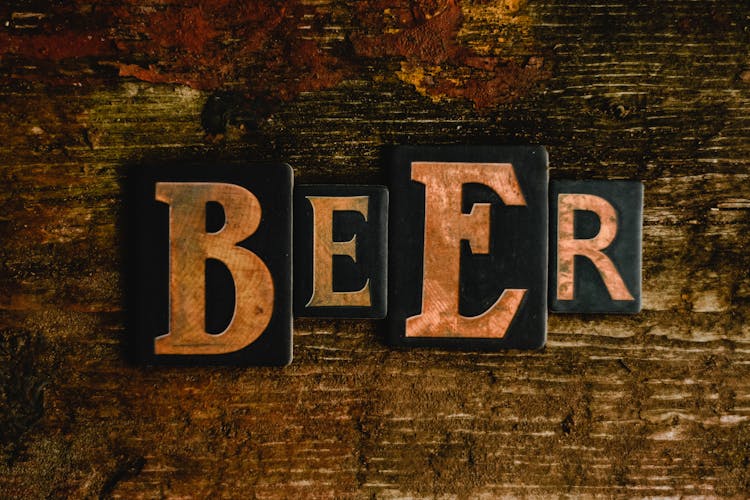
[0,328,45,465]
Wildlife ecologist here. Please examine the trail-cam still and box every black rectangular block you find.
[549,180,643,313]
[294,184,388,318]
[127,163,293,366]
[388,145,548,350]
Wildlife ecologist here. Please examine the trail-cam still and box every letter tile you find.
[128,164,293,365]
[294,185,388,318]
[388,146,548,350]
[550,180,643,313]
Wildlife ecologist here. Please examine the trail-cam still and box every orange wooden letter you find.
[556,193,634,301]
[305,195,371,307]
[406,162,527,338]
[155,182,274,354]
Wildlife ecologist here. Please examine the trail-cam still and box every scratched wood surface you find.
[1,0,749,497]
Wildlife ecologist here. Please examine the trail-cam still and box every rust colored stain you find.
[0,0,547,109]
[351,0,550,109]
[353,0,465,64]
[0,31,114,62]
[110,0,349,96]
[0,1,348,100]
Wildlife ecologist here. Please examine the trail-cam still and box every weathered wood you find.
[1,0,749,497]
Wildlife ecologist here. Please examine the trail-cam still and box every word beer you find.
[130,146,642,365]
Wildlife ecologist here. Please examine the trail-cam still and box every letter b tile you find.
[128,164,293,366]
[388,146,549,350]
[294,185,388,318]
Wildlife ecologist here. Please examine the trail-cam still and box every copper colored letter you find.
[557,193,634,301]
[306,196,371,307]
[155,182,274,354]
[406,162,527,338]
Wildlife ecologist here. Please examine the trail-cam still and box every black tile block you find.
[294,184,388,318]
[388,146,548,350]
[549,180,643,313]
[127,163,293,366]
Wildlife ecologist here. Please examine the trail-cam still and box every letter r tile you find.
[549,180,643,313]
[127,163,293,366]
[388,146,548,350]
[294,185,388,318]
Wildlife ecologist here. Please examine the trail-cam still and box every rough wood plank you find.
[1,0,749,497]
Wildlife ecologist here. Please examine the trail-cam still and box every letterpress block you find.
[388,146,548,350]
[127,163,293,365]
[294,185,388,318]
[549,180,643,313]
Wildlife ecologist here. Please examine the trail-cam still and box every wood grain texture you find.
[1,0,749,497]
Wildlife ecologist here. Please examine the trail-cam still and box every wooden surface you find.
[1,0,750,497]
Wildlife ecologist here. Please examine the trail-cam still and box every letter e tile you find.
[294,185,388,319]
[388,146,548,350]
